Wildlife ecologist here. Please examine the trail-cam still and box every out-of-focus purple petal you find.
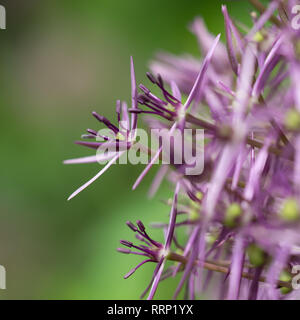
[148,165,168,198]
[252,37,282,97]
[294,136,300,195]
[227,235,245,300]
[222,5,241,75]
[243,138,271,201]
[233,45,256,123]
[184,34,221,112]
[164,182,180,250]
[170,80,182,102]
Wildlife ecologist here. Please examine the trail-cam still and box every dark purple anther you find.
[137,220,146,232]
[126,221,138,232]
[120,240,133,248]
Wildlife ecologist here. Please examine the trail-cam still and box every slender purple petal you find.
[184,34,220,111]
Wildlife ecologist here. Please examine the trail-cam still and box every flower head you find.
[65,0,300,300]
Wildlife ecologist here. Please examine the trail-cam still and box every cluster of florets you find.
[65,1,300,299]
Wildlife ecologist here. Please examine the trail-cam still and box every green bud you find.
[224,203,242,228]
[247,244,266,267]
[279,198,300,222]
[279,270,292,295]
[280,287,292,294]
[284,109,300,131]
[206,233,217,245]
[189,208,199,222]
[195,192,203,201]
[253,31,264,43]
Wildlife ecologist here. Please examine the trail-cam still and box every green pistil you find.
[247,244,266,267]
[189,201,200,221]
[166,104,176,112]
[115,132,126,141]
[224,203,242,228]
[206,233,218,245]
[279,270,292,294]
[279,198,300,222]
[189,193,202,221]
[189,208,199,222]
[284,109,300,131]
[253,31,264,43]
[195,192,203,201]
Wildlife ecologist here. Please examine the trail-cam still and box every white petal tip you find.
[67,193,76,201]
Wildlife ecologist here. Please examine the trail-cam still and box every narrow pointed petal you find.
[252,37,282,97]
[170,80,181,102]
[165,182,180,250]
[132,146,162,191]
[222,5,240,75]
[148,164,168,198]
[133,123,177,190]
[233,45,256,123]
[121,101,130,131]
[184,34,220,111]
[172,225,200,277]
[231,147,249,190]
[227,235,245,300]
[243,138,271,201]
[204,143,240,219]
[173,228,200,299]
[67,153,122,200]
[291,62,300,112]
[294,136,300,195]
[147,257,166,300]
[130,56,138,130]
[266,246,289,300]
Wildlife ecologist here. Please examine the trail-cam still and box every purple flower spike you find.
[222,5,243,75]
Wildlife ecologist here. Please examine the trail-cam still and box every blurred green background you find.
[0,0,251,299]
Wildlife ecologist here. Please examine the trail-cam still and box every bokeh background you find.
[0,0,253,299]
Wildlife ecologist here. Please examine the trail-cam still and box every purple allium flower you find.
[65,0,300,300]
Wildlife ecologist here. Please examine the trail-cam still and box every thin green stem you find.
[168,252,292,289]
